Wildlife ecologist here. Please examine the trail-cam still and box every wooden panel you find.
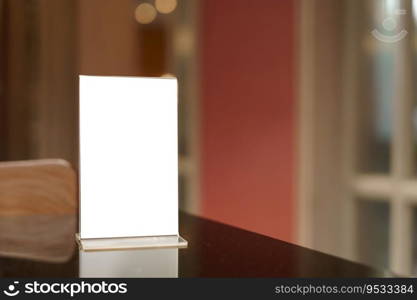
[2,0,35,160]
[34,0,78,166]
[0,159,76,262]
[78,0,141,76]
[0,1,7,159]
[1,0,78,165]
[139,25,167,76]
[0,159,76,216]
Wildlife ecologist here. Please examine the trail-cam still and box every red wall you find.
[199,0,295,242]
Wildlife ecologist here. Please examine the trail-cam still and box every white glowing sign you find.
[79,76,178,240]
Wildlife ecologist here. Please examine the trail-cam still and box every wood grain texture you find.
[0,159,76,216]
[0,159,76,262]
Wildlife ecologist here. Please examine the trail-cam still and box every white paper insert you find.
[79,76,178,239]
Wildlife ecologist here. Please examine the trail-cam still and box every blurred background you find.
[1,0,417,276]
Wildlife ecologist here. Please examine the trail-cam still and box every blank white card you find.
[79,76,178,239]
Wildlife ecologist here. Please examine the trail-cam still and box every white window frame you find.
[297,0,416,276]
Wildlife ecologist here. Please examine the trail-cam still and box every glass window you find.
[357,199,390,269]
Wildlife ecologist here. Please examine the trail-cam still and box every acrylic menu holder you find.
[76,75,187,251]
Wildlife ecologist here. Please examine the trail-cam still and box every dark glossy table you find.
[0,212,386,277]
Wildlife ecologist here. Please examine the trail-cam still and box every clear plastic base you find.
[76,234,188,251]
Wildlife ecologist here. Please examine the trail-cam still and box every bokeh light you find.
[135,3,157,24]
[155,0,177,14]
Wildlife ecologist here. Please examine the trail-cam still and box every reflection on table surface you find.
[0,212,388,278]
[79,248,178,278]
[0,215,75,263]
